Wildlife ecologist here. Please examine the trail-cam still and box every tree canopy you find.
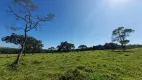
[57,41,75,52]
[1,33,43,54]
[112,27,135,51]
[78,45,87,51]
[104,43,119,50]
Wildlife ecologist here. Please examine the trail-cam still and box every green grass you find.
[0,48,142,80]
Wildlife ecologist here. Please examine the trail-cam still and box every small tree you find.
[78,45,87,51]
[112,27,135,52]
[57,41,75,52]
[48,47,56,50]
[6,0,54,64]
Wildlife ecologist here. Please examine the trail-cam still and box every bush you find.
[59,69,88,80]
[32,60,43,64]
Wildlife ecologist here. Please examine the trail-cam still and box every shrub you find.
[76,66,85,70]
[32,60,43,64]
[59,69,88,80]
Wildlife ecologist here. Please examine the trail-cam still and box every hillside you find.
[0,48,142,80]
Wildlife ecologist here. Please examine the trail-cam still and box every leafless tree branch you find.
[9,5,28,22]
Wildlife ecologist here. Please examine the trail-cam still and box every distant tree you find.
[57,41,75,52]
[112,27,135,51]
[5,0,54,64]
[48,47,56,51]
[48,47,56,53]
[93,45,104,50]
[97,45,104,50]
[104,42,119,50]
[126,44,142,49]
[78,45,87,49]
[0,47,18,54]
[1,33,43,55]
[104,43,109,50]
[78,45,87,50]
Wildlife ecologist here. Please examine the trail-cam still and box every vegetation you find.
[1,33,43,55]
[112,27,135,52]
[104,43,119,50]
[0,48,142,80]
[0,0,140,80]
[1,44,142,54]
[7,0,54,64]
[78,45,88,51]
[57,41,75,52]
[0,47,18,54]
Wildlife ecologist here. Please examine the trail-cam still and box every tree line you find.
[1,42,141,54]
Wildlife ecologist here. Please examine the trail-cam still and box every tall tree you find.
[57,41,75,52]
[6,0,54,64]
[112,27,135,51]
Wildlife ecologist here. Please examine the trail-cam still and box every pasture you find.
[0,48,142,80]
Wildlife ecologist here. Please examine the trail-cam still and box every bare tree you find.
[7,0,54,64]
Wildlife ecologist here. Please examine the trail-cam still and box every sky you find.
[0,0,142,49]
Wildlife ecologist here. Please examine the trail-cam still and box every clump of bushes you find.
[77,66,93,73]
[59,69,88,80]
[124,54,129,56]
[32,60,43,64]
[76,66,85,70]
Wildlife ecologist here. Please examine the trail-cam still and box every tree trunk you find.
[13,48,23,64]
[13,29,27,65]
[122,47,125,52]
[121,43,126,52]
[24,49,26,56]
[123,46,126,52]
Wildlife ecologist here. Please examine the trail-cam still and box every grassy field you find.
[0,48,142,80]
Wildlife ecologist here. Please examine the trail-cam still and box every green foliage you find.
[78,45,87,50]
[1,33,43,53]
[59,69,88,80]
[0,47,18,54]
[1,33,21,45]
[93,45,104,50]
[57,41,75,52]
[112,27,135,51]
[104,42,119,50]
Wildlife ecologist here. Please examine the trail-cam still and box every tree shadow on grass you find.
[8,63,19,71]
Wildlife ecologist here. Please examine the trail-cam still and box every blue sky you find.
[0,0,142,49]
